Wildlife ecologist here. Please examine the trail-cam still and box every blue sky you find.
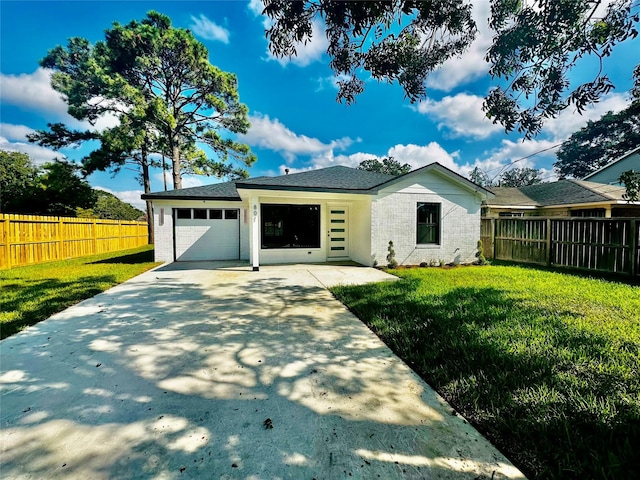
[1,1,638,209]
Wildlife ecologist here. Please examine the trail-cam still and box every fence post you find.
[58,216,64,260]
[92,218,98,255]
[491,218,496,259]
[630,218,637,277]
[2,215,10,269]
[545,218,552,267]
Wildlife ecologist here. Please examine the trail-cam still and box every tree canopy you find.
[0,151,39,213]
[468,165,544,188]
[262,0,639,138]
[620,170,640,201]
[357,157,412,176]
[0,150,142,219]
[31,11,256,191]
[496,167,544,188]
[77,190,145,221]
[554,101,640,179]
[0,152,95,216]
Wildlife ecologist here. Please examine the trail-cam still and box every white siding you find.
[349,198,373,266]
[371,171,482,266]
[585,151,640,185]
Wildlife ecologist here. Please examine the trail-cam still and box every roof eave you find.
[141,194,242,201]
[235,184,376,195]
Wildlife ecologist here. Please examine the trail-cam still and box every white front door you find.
[327,206,349,259]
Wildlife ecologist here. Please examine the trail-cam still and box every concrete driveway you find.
[0,263,525,479]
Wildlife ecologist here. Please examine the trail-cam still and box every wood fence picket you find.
[481,217,639,278]
[0,213,148,269]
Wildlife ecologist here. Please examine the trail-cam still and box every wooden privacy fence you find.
[0,213,149,270]
[481,217,640,277]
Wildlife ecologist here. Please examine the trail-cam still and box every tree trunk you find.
[141,142,154,244]
[172,141,181,190]
[162,155,168,191]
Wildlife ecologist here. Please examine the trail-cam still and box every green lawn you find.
[0,245,160,340]
[331,265,640,480]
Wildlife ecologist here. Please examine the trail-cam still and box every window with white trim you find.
[417,203,440,245]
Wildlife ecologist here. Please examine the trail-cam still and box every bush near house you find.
[332,265,640,480]
[0,245,159,339]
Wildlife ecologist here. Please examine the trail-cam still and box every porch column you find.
[605,206,612,218]
[251,198,260,271]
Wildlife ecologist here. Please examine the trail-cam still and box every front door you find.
[327,206,349,259]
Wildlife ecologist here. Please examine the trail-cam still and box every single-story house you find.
[483,179,640,218]
[583,146,639,185]
[142,163,492,269]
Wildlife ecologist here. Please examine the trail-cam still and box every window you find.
[193,209,207,219]
[261,204,320,249]
[225,209,239,220]
[176,208,191,220]
[209,209,223,219]
[417,203,440,245]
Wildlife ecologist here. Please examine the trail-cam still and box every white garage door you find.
[174,208,240,261]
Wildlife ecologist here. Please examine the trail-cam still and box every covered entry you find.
[174,207,240,261]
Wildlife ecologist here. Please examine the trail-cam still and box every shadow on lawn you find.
[332,278,640,480]
[489,259,640,286]
[89,250,155,265]
[1,276,113,340]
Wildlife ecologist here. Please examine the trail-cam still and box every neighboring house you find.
[484,180,640,218]
[583,146,640,185]
[142,163,492,269]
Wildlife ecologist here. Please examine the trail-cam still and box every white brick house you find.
[143,163,492,269]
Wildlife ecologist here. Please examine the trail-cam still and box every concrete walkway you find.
[0,263,525,479]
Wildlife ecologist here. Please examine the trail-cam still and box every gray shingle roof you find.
[486,180,628,207]
[236,166,395,192]
[141,180,246,201]
[142,167,396,200]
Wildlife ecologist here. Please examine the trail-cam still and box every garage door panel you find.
[175,210,240,261]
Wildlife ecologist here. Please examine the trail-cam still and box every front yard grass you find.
[0,245,160,340]
[331,265,640,480]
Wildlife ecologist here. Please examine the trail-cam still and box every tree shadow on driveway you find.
[0,265,524,479]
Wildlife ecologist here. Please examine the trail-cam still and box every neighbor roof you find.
[583,146,640,180]
[486,179,629,207]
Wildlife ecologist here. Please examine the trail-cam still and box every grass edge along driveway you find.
[331,265,640,480]
[0,245,160,340]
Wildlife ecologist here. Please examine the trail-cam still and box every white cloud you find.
[0,135,61,165]
[249,0,327,66]
[315,74,352,92]
[181,175,206,189]
[248,0,264,16]
[266,19,328,67]
[463,138,560,183]
[0,123,35,141]
[0,68,68,117]
[279,142,461,175]
[417,93,503,139]
[426,1,493,92]
[387,143,462,172]
[95,187,146,210]
[542,93,630,140]
[189,14,230,43]
[241,113,355,162]
[0,69,119,131]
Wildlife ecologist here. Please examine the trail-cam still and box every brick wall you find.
[371,190,481,266]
